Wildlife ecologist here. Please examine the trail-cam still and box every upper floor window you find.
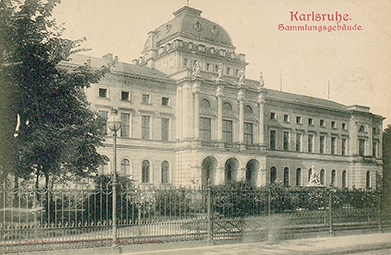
[223,120,233,143]
[99,88,107,98]
[308,134,314,153]
[359,139,365,156]
[121,91,130,101]
[342,138,347,156]
[296,133,302,152]
[226,67,231,75]
[270,112,276,120]
[142,94,151,104]
[331,121,336,129]
[373,141,378,158]
[320,119,325,127]
[142,115,150,139]
[121,113,130,138]
[296,116,301,124]
[162,97,169,106]
[270,130,276,150]
[200,117,211,141]
[308,118,313,125]
[183,58,188,67]
[98,110,108,136]
[359,125,366,133]
[244,122,253,144]
[320,135,325,154]
[284,114,290,122]
[161,118,169,141]
[342,123,346,130]
[331,137,336,155]
[283,131,289,151]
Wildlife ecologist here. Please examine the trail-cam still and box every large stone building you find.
[69,6,384,189]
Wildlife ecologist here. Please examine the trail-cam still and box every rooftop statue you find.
[238,69,245,85]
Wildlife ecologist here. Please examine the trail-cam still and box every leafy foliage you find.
[0,0,113,186]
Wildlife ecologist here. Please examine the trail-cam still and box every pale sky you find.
[53,0,391,128]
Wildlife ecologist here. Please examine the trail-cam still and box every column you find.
[238,89,244,143]
[183,83,193,139]
[193,82,200,140]
[258,93,265,145]
[216,85,224,141]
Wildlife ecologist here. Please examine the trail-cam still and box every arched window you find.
[331,170,336,187]
[320,169,325,186]
[244,105,253,114]
[121,159,130,175]
[161,161,169,184]
[270,166,277,183]
[342,170,347,188]
[223,102,232,111]
[283,167,289,186]
[359,125,365,132]
[142,160,150,183]
[308,168,312,183]
[296,168,301,186]
[200,99,211,108]
[366,171,371,188]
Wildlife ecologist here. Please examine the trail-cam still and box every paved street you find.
[123,232,391,255]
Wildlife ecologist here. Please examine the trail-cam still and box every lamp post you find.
[107,108,122,247]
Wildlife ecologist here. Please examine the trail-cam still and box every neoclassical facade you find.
[69,6,383,189]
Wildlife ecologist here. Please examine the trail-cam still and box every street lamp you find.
[107,108,122,247]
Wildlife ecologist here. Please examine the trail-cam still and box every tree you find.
[0,0,113,188]
[382,125,391,209]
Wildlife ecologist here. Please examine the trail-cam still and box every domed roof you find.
[144,6,233,52]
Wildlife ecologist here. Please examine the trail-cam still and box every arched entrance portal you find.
[201,156,217,187]
[225,158,239,184]
[246,159,259,186]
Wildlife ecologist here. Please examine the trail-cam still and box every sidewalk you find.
[123,232,391,255]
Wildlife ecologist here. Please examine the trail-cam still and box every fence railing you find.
[1,181,390,253]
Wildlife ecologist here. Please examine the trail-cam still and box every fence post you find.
[207,179,212,246]
[378,191,382,233]
[267,186,271,241]
[328,189,333,236]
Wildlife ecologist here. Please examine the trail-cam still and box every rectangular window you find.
[222,120,233,143]
[320,136,325,154]
[331,137,336,155]
[373,141,377,158]
[183,58,188,67]
[142,115,150,139]
[121,91,130,101]
[215,64,219,72]
[244,123,253,144]
[308,134,314,153]
[98,110,108,136]
[142,94,150,104]
[342,138,347,156]
[296,116,301,124]
[359,139,365,156]
[331,121,336,129]
[296,133,302,152]
[270,112,276,120]
[200,117,211,141]
[161,118,169,141]
[320,119,325,127]
[99,88,107,98]
[206,63,210,71]
[226,67,231,75]
[270,130,276,150]
[342,123,346,130]
[284,114,289,122]
[162,97,169,106]
[121,113,130,138]
[283,131,289,151]
[308,118,313,125]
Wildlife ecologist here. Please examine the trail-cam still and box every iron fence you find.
[0,181,389,253]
